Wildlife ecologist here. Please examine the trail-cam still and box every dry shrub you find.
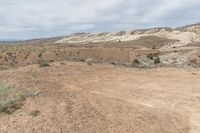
[30,109,40,117]
[129,59,141,68]
[0,83,33,114]
[38,59,50,67]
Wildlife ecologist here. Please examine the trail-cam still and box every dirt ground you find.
[0,61,200,133]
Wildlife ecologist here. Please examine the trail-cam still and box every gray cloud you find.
[0,0,200,40]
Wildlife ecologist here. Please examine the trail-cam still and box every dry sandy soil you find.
[0,61,200,133]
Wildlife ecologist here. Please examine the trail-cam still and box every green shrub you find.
[147,54,154,60]
[0,83,31,114]
[154,57,161,64]
[147,53,161,64]
[38,53,42,58]
[130,59,140,67]
[38,59,50,67]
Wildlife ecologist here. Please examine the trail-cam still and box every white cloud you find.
[0,0,200,40]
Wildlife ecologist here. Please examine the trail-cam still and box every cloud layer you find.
[0,0,200,40]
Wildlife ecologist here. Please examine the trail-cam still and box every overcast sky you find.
[0,0,200,40]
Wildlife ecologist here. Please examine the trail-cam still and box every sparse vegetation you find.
[152,46,156,49]
[30,109,40,117]
[38,53,43,58]
[32,72,39,78]
[60,62,66,65]
[147,54,154,60]
[0,83,31,114]
[154,57,161,64]
[147,53,161,64]
[110,62,116,65]
[1,23,200,132]
[130,59,140,67]
[38,59,50,67]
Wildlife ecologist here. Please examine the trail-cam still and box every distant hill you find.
[6,23,198,46]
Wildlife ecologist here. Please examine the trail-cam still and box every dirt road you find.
[0,62,200,133]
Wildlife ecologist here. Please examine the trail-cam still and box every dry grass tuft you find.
[30,109,40,117]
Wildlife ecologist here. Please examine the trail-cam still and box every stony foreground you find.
[0,62,200,133]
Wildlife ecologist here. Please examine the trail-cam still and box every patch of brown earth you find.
[0,62,200,133]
